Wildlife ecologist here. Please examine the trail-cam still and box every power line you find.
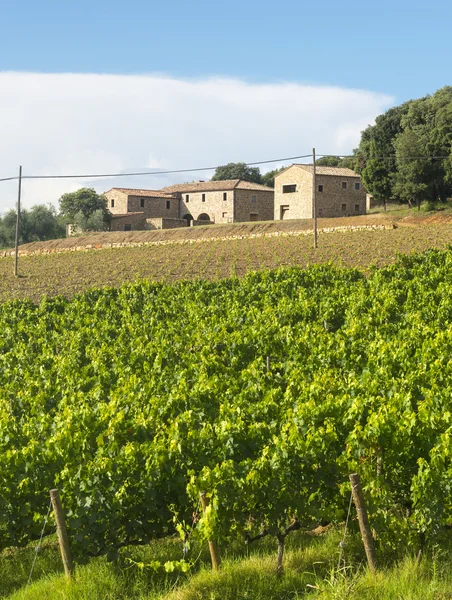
[0,154,313,183]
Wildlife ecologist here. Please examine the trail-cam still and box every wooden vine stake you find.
[199,492,221,570]
[349,473,377,573]
[49,489,74,579]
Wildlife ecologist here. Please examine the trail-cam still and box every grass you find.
[1,220,452,302]
[4,528,452,600]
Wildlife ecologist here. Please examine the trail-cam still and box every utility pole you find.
[14,166,22,277]
[312,148,318,249]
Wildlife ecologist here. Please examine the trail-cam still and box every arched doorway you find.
[197,213,211,221]
[182,213,193,226]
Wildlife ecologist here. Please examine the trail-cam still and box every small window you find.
[202,194,206,202]
[222,212,227,218]
[318,185,323,192]
[341,203,347,212]
[166,200,171,209]
[342,182,347,190]
[111,199,115,208]
[250,213,259,221]
[124,224,132,231]
[283,184,296,193]
[318,208,323,216]
[185,194,189,202]
[355,182,360,190]
[140,198,145,208]
[355,204,360,212]
[223,192,227,201]
[251,195,257,203]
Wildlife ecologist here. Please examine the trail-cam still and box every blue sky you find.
[0,0,450,211]
[2,0,449,101]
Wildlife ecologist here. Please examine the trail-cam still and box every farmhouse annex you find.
[274,165,366,220]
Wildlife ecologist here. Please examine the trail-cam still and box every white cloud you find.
[0,72,393,212]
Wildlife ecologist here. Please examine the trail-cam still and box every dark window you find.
[124,224,132,231]
[252,195,257,203]
[140,198,145,208]
[111,199,115,208]
[166,200,171,209]
[186,194,189,202]
[355,182,360,190]
[341,203,347,212]
[318,208,323,216]
[318,185,323,192]
[249,213,259,221]
[202,193,206,202]
[355,204,360,212]
[342,182,347,189]
[282,184,296,193]
[223,192,227,201]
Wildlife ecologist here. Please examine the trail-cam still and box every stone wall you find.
[274,166,366,220]
[127,194,179,219]
[178,190,234,224]
[104,189,129,213]
[110,213,146,231]
[234,188,274,222]
[146,217,188,230]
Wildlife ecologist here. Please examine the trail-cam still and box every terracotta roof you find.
[105,188,177,199]
[293,164,360,177]
[160,179,273,193]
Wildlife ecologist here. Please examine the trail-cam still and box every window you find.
[283,184,296,193]
[355,182,360,190]
[355,204,360,212]
[341,203,347,212]
[140,198,145,208]
[202,194,206,202]
[222,212,227,218]
[251,195,257,203]
[111,199,115,208]
[318,185,323,192]
[166,200,171,210]
[318,208,323,216]
[342,182,347,190]
[223,192,227,201]
[124,224,132,231]
[185,194,189,203]
[250,213,259,221]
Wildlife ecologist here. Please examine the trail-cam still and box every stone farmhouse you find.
[274,165,366,220]
[104,180,275,230]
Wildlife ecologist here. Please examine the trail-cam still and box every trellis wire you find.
[24,501,52,593]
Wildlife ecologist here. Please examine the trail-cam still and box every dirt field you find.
[1,219,451,303]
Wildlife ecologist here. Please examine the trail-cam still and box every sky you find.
[0,0,450,212]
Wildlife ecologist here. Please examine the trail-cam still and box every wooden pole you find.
[349,473,377,573]
[312,148,318,249]
[266,356,271,372]
[49,489,74,579]
[199,492,221,570]
[14,166,22,277]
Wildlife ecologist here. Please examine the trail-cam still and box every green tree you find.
[316,156,343,167]
[59,188,111,224]
[73,209,110,232]
[261,167,285,188]
[211,162,262,184]
[0,204,65,249]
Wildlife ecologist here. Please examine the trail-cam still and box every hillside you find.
[0,213,451,302]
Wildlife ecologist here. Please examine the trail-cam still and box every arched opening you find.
[197,213,211,221]
[182,213,193,226]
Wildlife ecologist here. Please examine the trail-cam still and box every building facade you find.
[274,165,366,221]
[160,179,275,224]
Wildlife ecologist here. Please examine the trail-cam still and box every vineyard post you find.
[312,148,318,249]
[266,356,271,372]
[349,473,377,573]
[199,492,221,570]
[14,165,22,277]
[49,489,74,579]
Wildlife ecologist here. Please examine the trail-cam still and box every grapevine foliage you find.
[1,249,452,555]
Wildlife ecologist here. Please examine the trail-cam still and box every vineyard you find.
[1,246,452,587]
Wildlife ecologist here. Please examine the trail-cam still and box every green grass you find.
[4,528,452,600]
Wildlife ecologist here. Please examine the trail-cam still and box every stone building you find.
[274,165,366,221]
[160,179,274,225]
[103,188,180,231]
